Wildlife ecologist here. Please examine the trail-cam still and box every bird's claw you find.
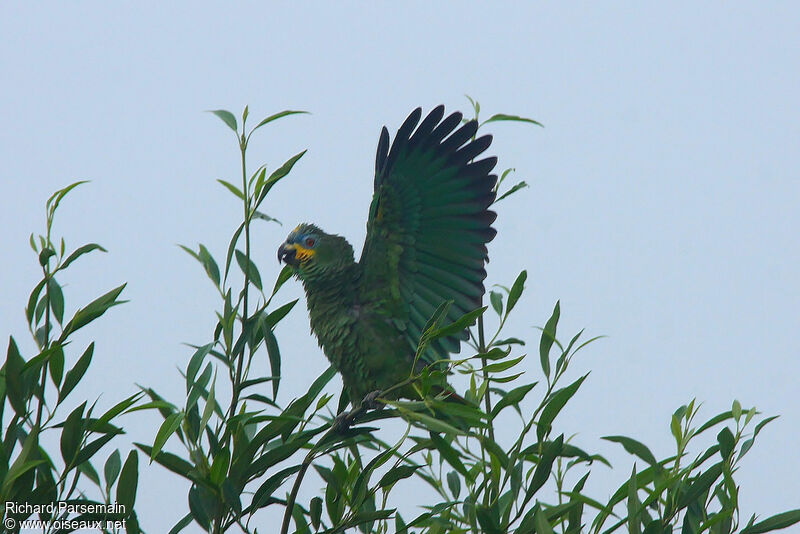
[361,390,384,410]
[333,410,355,431]
[332,390,385,432]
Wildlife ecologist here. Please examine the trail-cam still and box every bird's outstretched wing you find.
[358,106,498,365]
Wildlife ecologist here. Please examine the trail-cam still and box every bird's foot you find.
[361,390,385,410]
[333,410,356,431]
[332,390,385,432]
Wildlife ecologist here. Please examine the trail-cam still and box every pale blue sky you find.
[1,3,798,531]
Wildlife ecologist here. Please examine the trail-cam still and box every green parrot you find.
[278,106,497,407]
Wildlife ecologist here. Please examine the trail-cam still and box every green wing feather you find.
[358,106,497,365]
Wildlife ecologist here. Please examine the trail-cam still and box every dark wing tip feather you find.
[384,107,422,172]
[429,111,463,145]
[375,126,390,182]
[439,120,479,154]
[409,105,445,149]
[468,157,498,177]
[452,134,493,165]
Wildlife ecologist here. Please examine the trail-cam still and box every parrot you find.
[278,106,497,410]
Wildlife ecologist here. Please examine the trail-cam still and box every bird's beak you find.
[278,243,299,267]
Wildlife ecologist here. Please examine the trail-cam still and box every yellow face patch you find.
[287,243,315,262]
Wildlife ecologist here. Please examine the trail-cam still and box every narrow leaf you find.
[208,109,237,132]
[537,374,587,442]
[59,343,94,404]
[483,113,543,127]
[217,179,244,200]
[539,301,560,378]
[116,450,139,510]
[61,243,107,269]
[151,412,185,460]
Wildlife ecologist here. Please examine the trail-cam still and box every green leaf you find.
[670,414,682,443]
[151,412,185,460]
[61,402,86,465]
[61,243,107,270]
[338,509,395,532]
[252,210,281,225]
[476,503,502,534]
[47,278,65,324]
[75,432,119,465]
[379,464,420,488]
[483,113,543,127]
[235,249,262,290]
[537,374,588,442]
[717,427,735,460]
[35,293,48,325]
[77,460,101,488]
[1,426,42,494]
[505,271,527,316]
[186,343,213,392]
[255,150,308,206]
[26,279,46,324]
[447,470,461,499]
[431,306,486,340]
[47,180,88,216]
[188,485,213,531]
[696,410,734,435]
[198,244,221,287]
[741,510,800,534]
[104,449,122,491]
[5,336,28,415]
[38,247,56,266]
[264,329,281,400]
[496,180,529,203]
[50,344,64,387]
[526,435,564,499]
[167,514,193,534]
[223,222,245,283]
[534,505,556,534]
[465,94,479,117]
[199,375,216,432]
[252,166,268,200]
[217,179,244,200]
[539,300,560,379]
[491,383,536,419]
[310,496,323,530]
[62,284,127,337]
[484,354,526,374]
[732,399,742,421]
[116,450,139,510]
[753,415,779,438]
[493,337,525,346]
[678,462,723,507]
[135,443,197,482]
[270,265,293,298]
[602,435,659,468]
[251,110,309,133]
[394,405,462,435]
[264,299,298,326]
[210,447,230,486]
[430,433,469,478]
[246,429,322,479]
[490,291,503,316]
[208,109,238,132]
[250,465,302,510]
[627,466,642,534]
[59,343,94,404]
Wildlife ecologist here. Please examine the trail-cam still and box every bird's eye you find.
[305,237,315,248]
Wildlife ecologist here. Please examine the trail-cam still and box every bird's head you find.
[277,223,354,281]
